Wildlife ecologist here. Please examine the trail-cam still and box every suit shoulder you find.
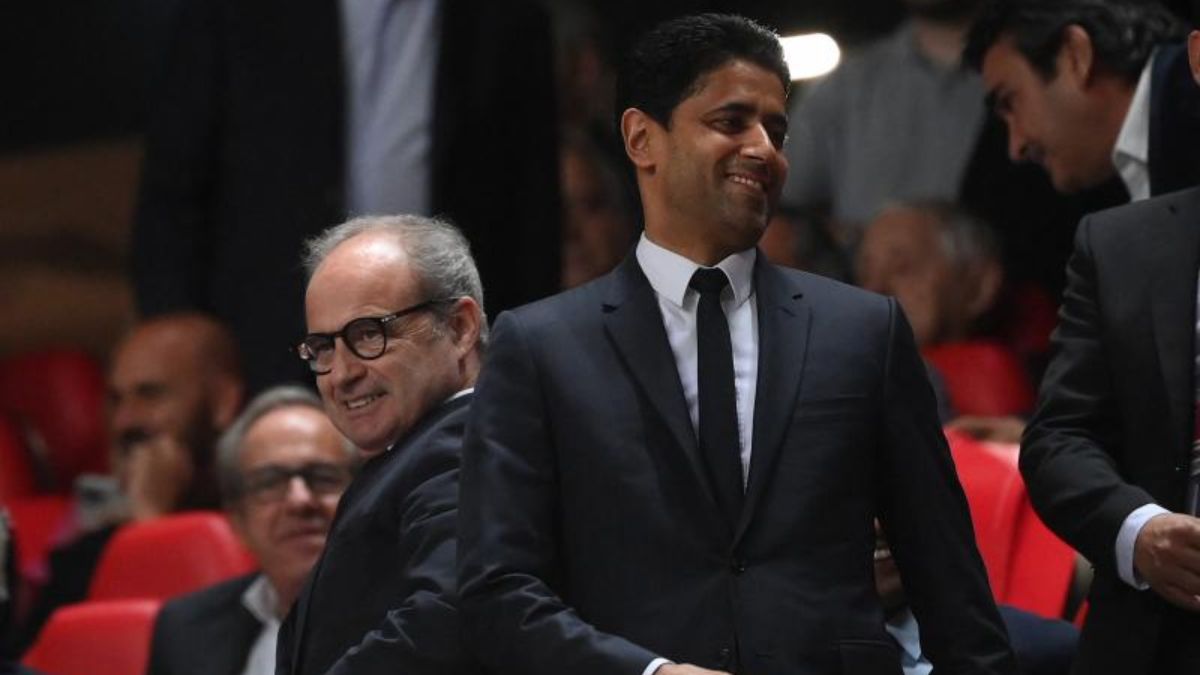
[773,265,893,316]
[157,573,258,625]
[1081,186,1200,245]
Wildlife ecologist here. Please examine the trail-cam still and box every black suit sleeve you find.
[875,299,1018,674]
[458,311,661,675]
[132,0,222,314]
[322,437,472,675]
[145,608,174,675]
[1020,216,1156,573]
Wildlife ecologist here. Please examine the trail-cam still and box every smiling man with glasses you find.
[276,214,485,675]
[147,385,355,675]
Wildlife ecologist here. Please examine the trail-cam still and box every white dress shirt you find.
[239,575,282,675]
[634,234,759,675]
[1111,53,1155,202]
[886,608,934,675]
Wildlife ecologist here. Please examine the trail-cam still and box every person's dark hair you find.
[615,13,790,130]
[964,0,1186,82]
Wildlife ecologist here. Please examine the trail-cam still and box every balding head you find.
[109,312,245,515]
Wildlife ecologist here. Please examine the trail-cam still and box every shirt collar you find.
[886,607,923,661]
[1112,52,1155,181]
[241,574,282,624]
[635,233,755,309]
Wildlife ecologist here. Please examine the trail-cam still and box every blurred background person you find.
[560,130,639,289]
[6,313,244,655]
[147,386,355,675]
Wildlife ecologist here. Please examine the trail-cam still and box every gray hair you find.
[884,199,1001,270]
[303,214,488,345]
[216,385,356,506]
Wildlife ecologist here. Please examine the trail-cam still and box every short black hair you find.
[615,13,790,130]
[964,0,1186,82]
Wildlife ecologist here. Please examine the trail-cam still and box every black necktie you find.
[689,267,743,528]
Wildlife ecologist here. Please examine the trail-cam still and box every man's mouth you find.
[728,173,767,193]
[344,393,383,410]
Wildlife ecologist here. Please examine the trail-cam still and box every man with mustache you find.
[965,0,1197,202]
[459,13,1015,675]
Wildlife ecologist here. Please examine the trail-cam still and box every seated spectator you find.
[875,521,1078,675]
[857,200,1003,348]
[8,313,244,653]
[147,385,355,675]
[560,130,638,289]
[1,513,39,675]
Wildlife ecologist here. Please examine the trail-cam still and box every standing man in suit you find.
[965,0,1195,201]
[147,385,356,675]
[1019,30,1200,675]
[134,0,560,393]
[275,215,483,675]
[459,14,1015,675]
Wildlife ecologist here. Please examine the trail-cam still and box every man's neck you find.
[911,16,972,69]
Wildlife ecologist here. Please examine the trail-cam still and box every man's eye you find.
[712,118,742,132]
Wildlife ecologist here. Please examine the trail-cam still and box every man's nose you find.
[327,339,366,385]
[283,475,316,505]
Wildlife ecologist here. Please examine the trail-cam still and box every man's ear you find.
[621,108,657,171]
[447,297,483,357]
[1188,30,1200,87]
[1058,24,1096,86]
[964,259,1004,322]
[210,376,244,430]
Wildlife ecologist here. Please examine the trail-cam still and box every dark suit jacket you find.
[1148,44,1200,197]
[459,255,1016,675]
[1021,186,1200,675]
[276,395,475,675]
[133,0,561,392]
[146,573,262,675]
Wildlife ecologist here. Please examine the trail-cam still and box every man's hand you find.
[1133,512,1200,611]
[122,435,194,521]
[655,665,731,675]
[945,415,1025,444]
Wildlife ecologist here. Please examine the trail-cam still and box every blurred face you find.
[857,209,955,347]
[305,233,464,455]
[981,36,1115,193]
[652,59,789,258]
[561,145,635,288]
[229,406,351,605]
[108,326,221,489]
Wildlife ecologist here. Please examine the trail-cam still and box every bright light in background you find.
[780,33,841,81]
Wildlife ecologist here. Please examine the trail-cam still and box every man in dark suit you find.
[458,14,1016,675]
[147,385,355,675]
[1020,30,1200,675]
[275,215,484,675]
[965,0,1196,201]
[133,0,560,393]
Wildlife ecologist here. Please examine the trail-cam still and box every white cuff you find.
[1116,503,1170,589]
[642,657,672,675]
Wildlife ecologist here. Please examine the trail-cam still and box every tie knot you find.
[689,268,730,297]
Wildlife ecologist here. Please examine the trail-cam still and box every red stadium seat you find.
[0,414,38,501]
[88,511,255,601]
[945,429,1024,599]
[924,340,1036,417]
[945,430,1078,619]
[23,599,161,675]
[6,494,74,585]
[0,348,108,489]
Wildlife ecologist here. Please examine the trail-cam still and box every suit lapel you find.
[602,256,722,517]
[1149,192,1200,457]
[736,262,810,544]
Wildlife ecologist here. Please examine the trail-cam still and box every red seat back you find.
[23,599,161,675]
[88,511,255,601]
[946,430,1078,618]
[924,341,1036,417]
[945,429,1025,599]
[0,414,38,501]
[0,348,108,488]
